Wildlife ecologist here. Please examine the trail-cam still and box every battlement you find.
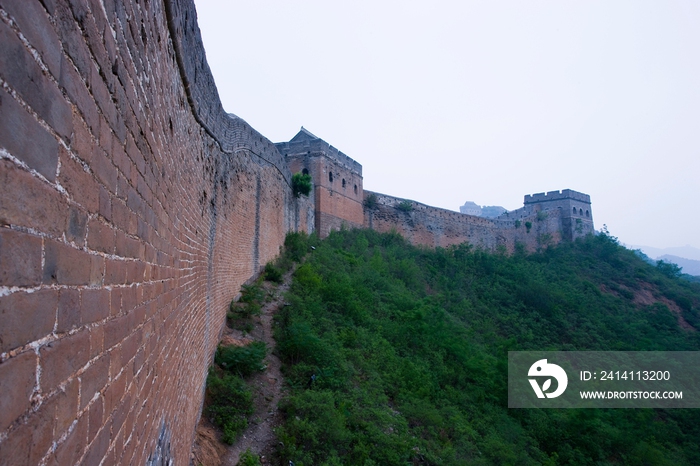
[276,131,363,175]
[524,189,591,205]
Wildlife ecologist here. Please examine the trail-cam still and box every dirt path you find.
[219,271,293,466]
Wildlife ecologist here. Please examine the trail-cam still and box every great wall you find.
[0,1,594,464]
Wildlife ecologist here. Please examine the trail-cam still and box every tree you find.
[292,172,312,197]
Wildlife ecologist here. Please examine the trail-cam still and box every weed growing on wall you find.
[292,172,312,197]
[397,200,413,212]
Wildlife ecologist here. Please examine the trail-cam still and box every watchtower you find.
[523,189,594,240]
[276,128,364,237]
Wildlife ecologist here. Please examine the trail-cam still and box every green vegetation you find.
[264,261,284,283]
[274,229,700,465]
[292,172,313,197]
[238,449,262,466]
[227,283,264,332]
[364,193,378,209]
[206,370,254,444]
[216,341,268,377]
[397,200,413,212]
[525,221,532,232]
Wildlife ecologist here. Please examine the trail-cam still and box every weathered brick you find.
[104,370,127,416]
[126,261,146,284]
[125,132,146,175]
[40,329,90,390]
[79,421,110,466]
[62,60,100,136]
[103,314,128,350]
[66,206,88,246]
[89,324,104,359]
[50,411,88,466]
[0,289,57,353]
[112,142,132,179]
[87,395,103,443]
[87,217,115,254]
[0,350,36,432]
[111,390,132,439]
[99,185,112,221]
[53,377,79,436]
[0,19,72,141]
[43,240,96,285]
[91,147,118,193]
[0,86,58,181]
[120,329,141,367]
[2,0,62,79]
[81,288,110,324]
[57,288,80,333]
[89,254,105,286]
[121,285,137,313]
[59,148,99,214]
[109,287,121,317]
[104,259,126,286]
[112,198,136,234]
[0,159,67,235]
[53,1,91,78]
[0,393,55,466]
[79,354,109,410]
[0,227,42,286]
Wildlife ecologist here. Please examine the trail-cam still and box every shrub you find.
[292,172,312,197]
[397,200,413,212]
[284,232,310,263]
[237,449,261,466]
[514,220,521,229]
[525,221,532,232]
[240,283,265,304]
[363,193,378,209]
[206,370,254,444]
[216,341,268,377]
[264,262,283,283]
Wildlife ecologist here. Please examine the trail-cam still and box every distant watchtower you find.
[276,127,364,237]
[523,189,594,240]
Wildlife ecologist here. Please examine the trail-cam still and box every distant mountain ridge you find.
[627,244,700,276]
[658,255,700,277]
[628,244,700,261]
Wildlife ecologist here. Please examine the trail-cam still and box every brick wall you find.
[0,1,311,464]
[364,191,568,252]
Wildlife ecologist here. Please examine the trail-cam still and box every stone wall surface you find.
[0,0,311,464]
[363,191,571,252]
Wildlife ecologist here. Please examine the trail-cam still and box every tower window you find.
[302,168,309,175]
[579,208,583,215]
[586,210,590,217]
[354,185,358,194]
[573,207,577,214]
[342,179,346,188]
[329,172,333,183]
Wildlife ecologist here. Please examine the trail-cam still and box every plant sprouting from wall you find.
[364,193,378,209]
[397,200,413,212]
[292,172,312,197]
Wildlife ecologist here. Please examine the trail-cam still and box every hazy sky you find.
[193,0,699,250]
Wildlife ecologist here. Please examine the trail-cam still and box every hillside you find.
[273,230,700,465]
